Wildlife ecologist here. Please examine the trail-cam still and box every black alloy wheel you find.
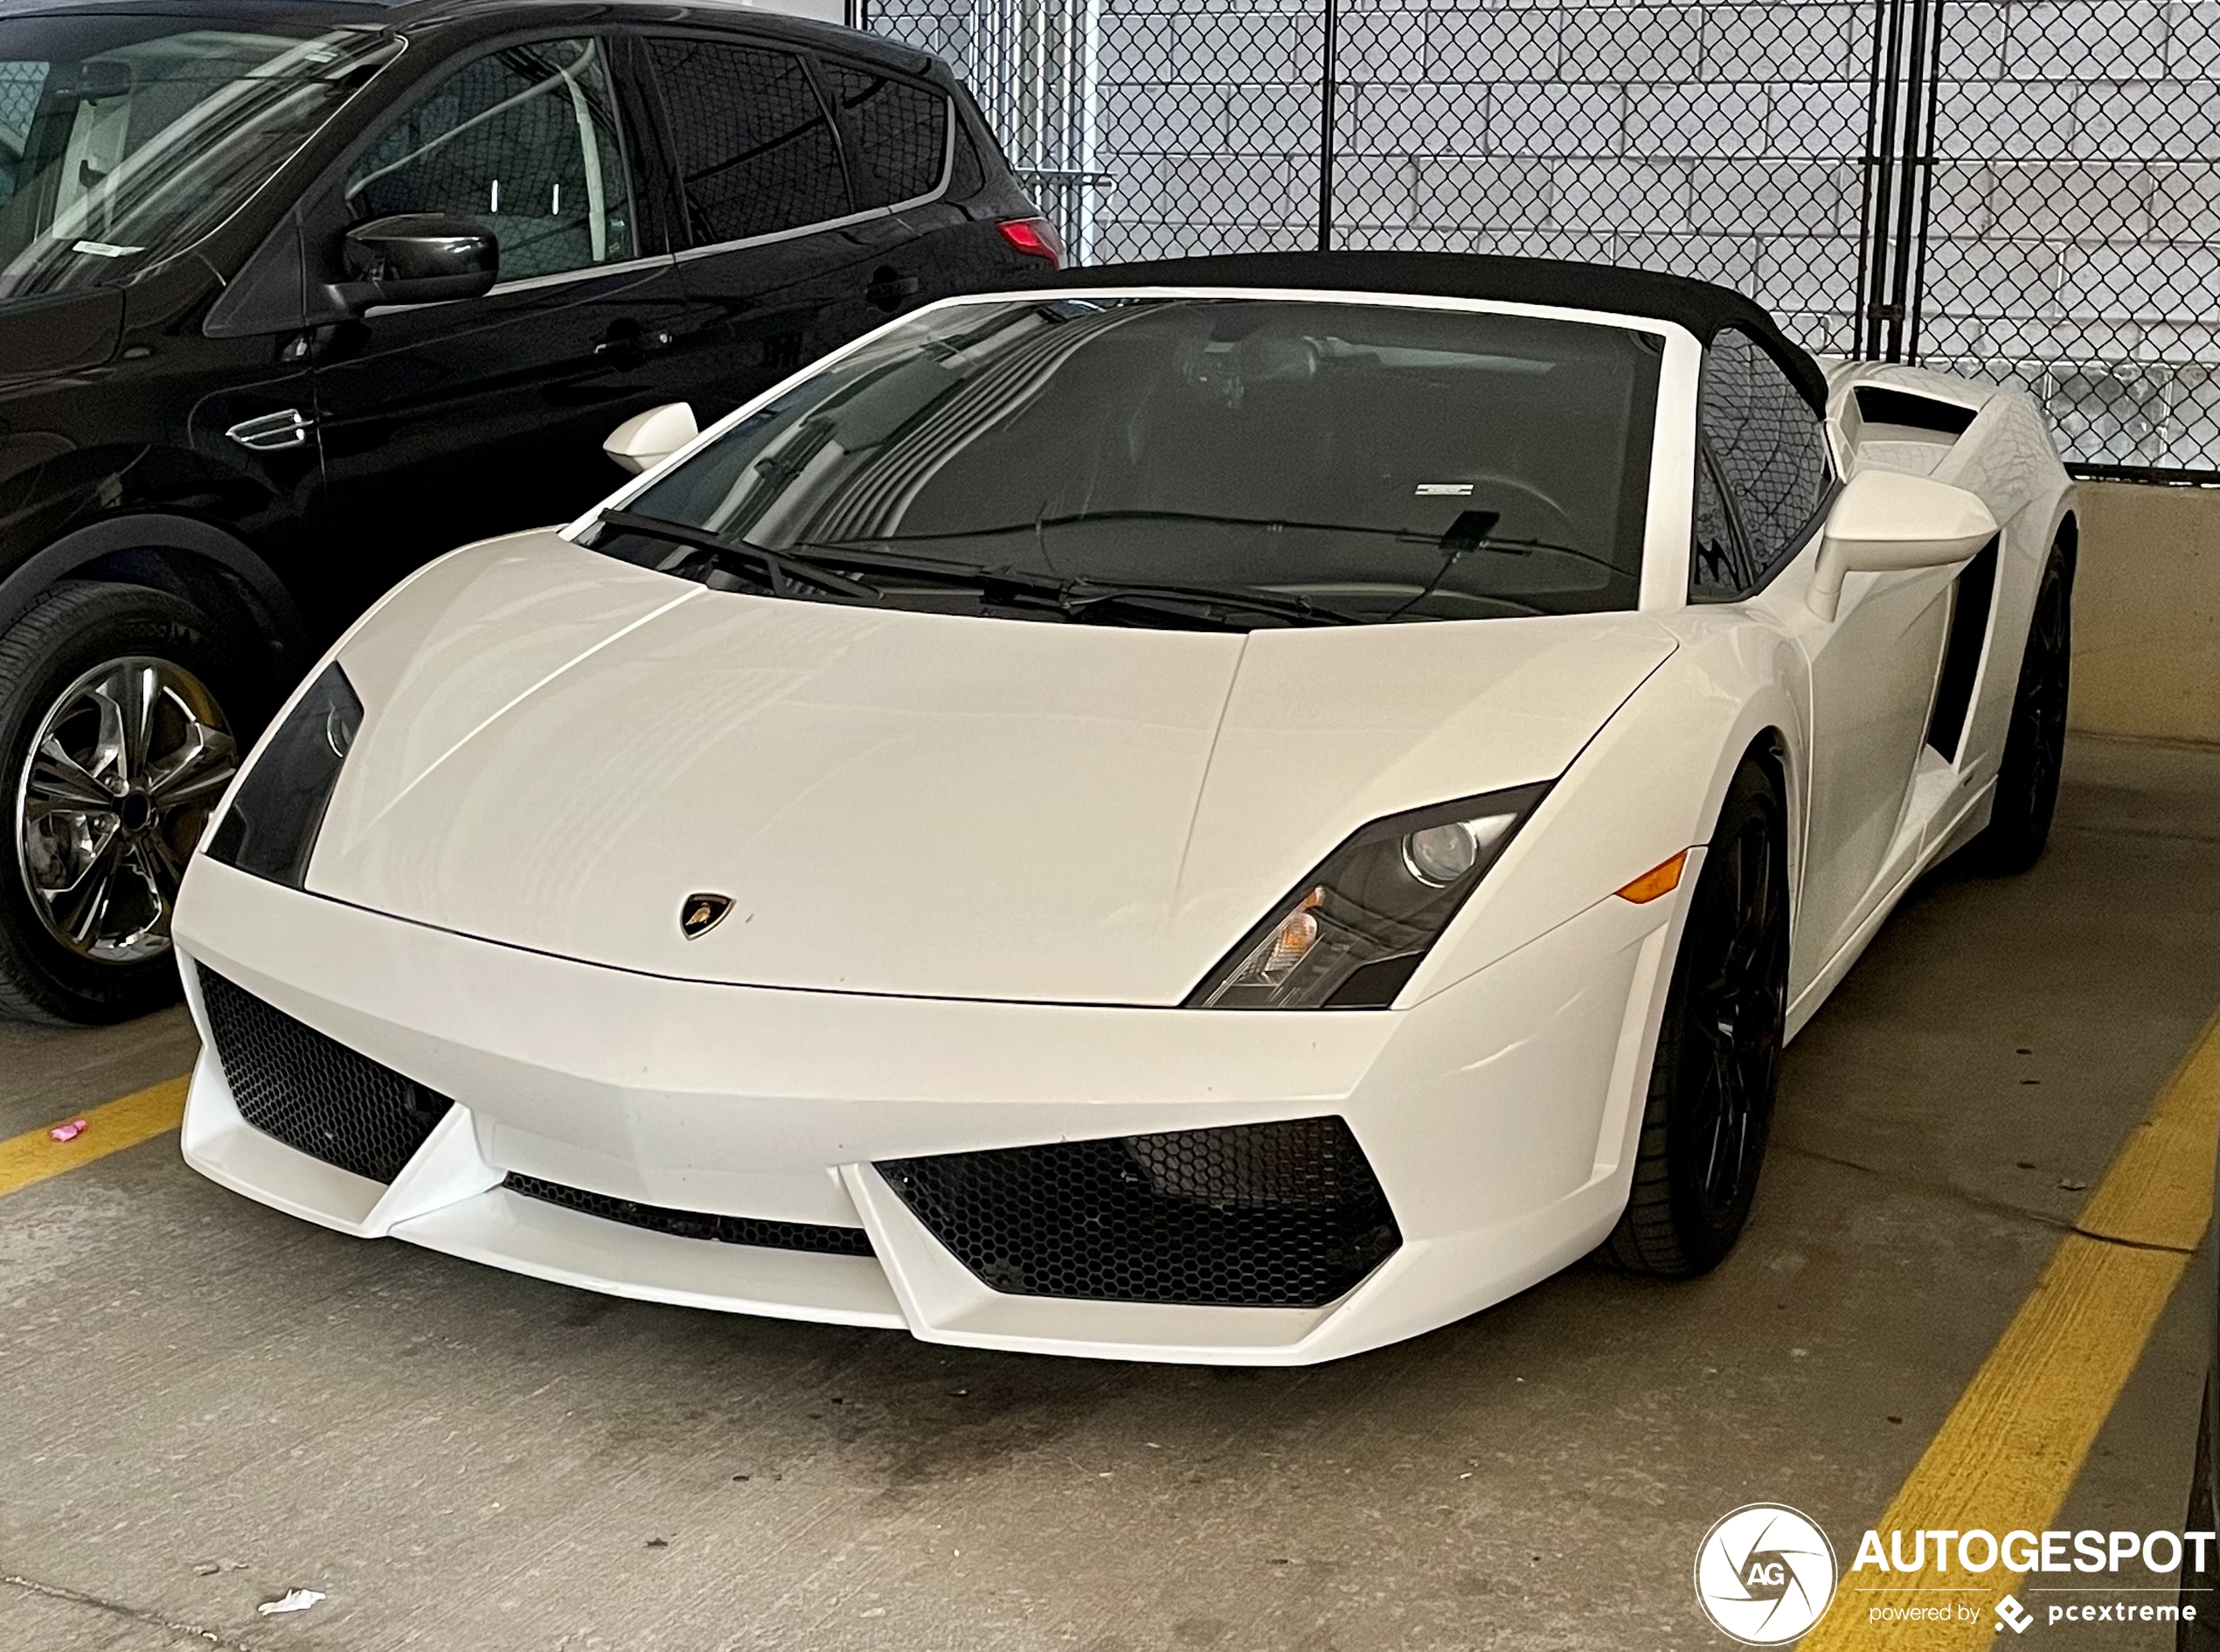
[1608,757,1790,1276]
[1969,541,2072,874]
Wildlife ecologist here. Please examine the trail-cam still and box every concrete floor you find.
[0,734,2212,1652]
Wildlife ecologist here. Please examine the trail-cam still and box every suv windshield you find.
[0,16,395,304]
[600,295,1664,626]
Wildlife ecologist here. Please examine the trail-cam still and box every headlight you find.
[1185,782,1551,1010]
[203,663,362,889]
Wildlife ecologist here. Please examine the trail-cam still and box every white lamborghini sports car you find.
[170,253,2075,1365]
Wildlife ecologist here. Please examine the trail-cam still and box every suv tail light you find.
[996,217,1062,267]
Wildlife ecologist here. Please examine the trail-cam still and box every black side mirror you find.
[340,213,498,308]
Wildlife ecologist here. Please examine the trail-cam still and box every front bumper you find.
[174,855,1689,1364]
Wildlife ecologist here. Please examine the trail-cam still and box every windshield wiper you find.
[784,540,1358,628]
[597,510,880,604]
[825,510,1622,573]
[1047,579,1356,628]
[600,515,1356,628]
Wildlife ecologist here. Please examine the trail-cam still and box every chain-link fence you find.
[1917,1,2217,475]
[863,0,2218,479]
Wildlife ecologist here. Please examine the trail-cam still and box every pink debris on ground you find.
[47,1118,87,1143]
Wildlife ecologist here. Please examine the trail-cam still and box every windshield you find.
[601,295,1664,626]
[0,16,394,304]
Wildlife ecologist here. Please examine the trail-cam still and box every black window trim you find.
[637,28,956,264]
[1690,436,1756,602]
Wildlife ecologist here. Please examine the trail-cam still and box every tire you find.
[1967,540,2071,874]
[0,581,255,1025]
[1607,757,1790,1277]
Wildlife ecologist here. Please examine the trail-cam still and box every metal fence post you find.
[1901,0,1945,363]
[1316,0,1339,253]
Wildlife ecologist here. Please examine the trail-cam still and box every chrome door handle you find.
[225,407,315,452]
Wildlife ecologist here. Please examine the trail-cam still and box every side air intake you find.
[877,1117,1400,1308]
[197,967,451,1183]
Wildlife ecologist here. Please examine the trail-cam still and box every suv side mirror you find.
[604,403,697,475]
[1808,469,1997,621]
[341,214,498,309]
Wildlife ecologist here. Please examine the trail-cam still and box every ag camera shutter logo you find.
[1694,1503,1839,1644]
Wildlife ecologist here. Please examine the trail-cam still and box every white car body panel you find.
[174,286,2075,1363]
[177,850,1687,1364]
[306,535,1681,1004]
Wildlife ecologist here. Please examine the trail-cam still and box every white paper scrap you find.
[257,1589,326,1616]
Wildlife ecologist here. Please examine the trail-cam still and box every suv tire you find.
[0,581,255,1024]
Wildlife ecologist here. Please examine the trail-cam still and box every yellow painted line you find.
[1802,1015,2218,1649]
[0,1075,189,1199]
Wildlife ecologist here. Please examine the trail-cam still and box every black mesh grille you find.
[877,1117,1399,1308]
[504,1175,876,1257]
[197,968,451,1184]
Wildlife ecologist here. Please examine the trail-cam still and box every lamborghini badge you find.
[680,893,733,940]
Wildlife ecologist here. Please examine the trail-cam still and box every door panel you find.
[668,222,910,426]
[1794,563,1954,986]
[309,34,690,611]
[643,32,905,425]
[312,266,689,607]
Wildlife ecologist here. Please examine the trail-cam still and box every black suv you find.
[0,0,1054,1024]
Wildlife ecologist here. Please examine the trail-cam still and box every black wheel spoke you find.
[1682,804,1786,1218]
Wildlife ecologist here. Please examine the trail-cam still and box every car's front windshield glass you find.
[601,295,1663,626]
[0,16,395,305]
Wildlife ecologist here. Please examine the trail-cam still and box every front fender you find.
[1403,613,1805,1006]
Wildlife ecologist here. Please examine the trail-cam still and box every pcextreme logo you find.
[1693,1503,1840,1644]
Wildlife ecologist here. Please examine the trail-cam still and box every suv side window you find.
[822,63,948,208]
[648,37,849,246]
[1694,328,1833,597]
[345,38,635,283]
[0,61,45,211]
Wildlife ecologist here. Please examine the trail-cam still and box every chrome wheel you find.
[14,656,236,963]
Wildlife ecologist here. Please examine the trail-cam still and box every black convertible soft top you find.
[1026,251,1828,413]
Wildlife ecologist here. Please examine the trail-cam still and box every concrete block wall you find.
[2069,481,2220,742]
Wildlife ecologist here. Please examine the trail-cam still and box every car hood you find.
[307,532,1677,1005]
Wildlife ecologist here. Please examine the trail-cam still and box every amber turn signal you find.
[1614,850,1689,904]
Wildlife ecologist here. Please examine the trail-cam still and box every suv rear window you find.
[649,37,848,246]
[822,64,947,207]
